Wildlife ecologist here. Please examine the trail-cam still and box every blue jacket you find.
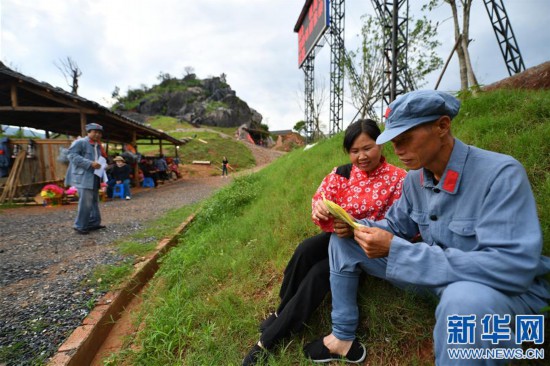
[65,137,102,190]
[155,157,168,171]
[359,138,550,302]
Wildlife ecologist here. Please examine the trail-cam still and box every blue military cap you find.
[376,90,461,144]
[85,122,103,132]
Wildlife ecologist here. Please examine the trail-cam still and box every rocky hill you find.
[112,73,263,129]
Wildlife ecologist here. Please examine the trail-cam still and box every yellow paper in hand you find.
[321,193,365,229]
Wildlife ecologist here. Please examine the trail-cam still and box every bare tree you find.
[297,78,328,141]
[344,15,384,121]
[184,66,195,75]
[55,57,82,94]
[424,0,478,91]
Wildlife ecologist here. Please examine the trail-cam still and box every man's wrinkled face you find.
[390,120,442,171]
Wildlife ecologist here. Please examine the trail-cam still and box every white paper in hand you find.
[94,156,107,178]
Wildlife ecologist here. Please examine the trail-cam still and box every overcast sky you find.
[1,0,550,132]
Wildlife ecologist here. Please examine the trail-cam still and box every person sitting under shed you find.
[107,156,132,200]
[139,158,159,187]
[155,154,169,181]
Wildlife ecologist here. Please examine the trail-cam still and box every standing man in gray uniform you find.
[66,122,107,235]
[304,90,550,365]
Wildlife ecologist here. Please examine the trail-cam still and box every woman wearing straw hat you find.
[109,155,132,200]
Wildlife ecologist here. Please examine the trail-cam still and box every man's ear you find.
[435,116,452,137]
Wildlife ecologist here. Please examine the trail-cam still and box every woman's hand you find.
[312,200,332,221]
[333,218,353,238]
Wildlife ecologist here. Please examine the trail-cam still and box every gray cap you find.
[85,123,103,132]
[376,90,460,144]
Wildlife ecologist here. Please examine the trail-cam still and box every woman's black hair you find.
[343,119,381,153]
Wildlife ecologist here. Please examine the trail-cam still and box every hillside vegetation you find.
[106,89,550,365]
[137,115,256,173]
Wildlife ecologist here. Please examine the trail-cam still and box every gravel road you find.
[0,143,284,366]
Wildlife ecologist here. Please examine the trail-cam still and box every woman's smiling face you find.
[348,132,382,173]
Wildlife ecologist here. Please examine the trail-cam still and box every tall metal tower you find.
[329,0,345,135]
[483,0,525,76]
[303,54,316,143]
[372,0,411,115]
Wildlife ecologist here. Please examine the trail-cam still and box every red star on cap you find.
[384,107,391,120]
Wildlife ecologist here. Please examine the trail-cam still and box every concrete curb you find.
[48,214,196,366]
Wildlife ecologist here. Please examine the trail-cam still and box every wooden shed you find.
[0,62,185,202]
[1,138,71,199]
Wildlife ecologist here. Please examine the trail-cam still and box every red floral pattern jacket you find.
[312,157,406,232]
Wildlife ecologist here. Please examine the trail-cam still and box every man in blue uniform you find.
[304,90,550,365]
[66,123,107,235]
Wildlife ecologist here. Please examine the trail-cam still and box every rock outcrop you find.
[113,74,263,129]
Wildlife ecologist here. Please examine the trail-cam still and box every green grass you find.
[0,342,26,365]
[0,202,21,211]
[175,136,255,169]
[104,89,549,365]
[205,100,229,113]
[136,116,255,170]
[145,115,194,131]
[88,260,134,293]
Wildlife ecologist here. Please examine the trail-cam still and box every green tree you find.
[293,120,306,135]
[111,86,120,100]
[345,14,443,119]
[157,71,172,82]
[14,127,25,138]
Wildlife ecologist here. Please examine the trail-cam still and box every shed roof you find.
[269,129,293,136]
[0,62,183,145]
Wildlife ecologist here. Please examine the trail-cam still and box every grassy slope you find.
[138,116,256,171]
[108,89,550,365]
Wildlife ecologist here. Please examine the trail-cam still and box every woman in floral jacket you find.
[243,119,407,365]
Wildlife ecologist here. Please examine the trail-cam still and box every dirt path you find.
[0,143,284,366]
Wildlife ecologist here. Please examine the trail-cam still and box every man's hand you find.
[354,227,393,258]
[333,218,353,238]
[91,162,101,169]
[312,200,332,221]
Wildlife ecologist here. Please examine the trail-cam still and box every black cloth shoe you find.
[259,312,277,333]
[303,338,366,363]
[73,228,89,235]
[88,225,106,231]
[242,344,269,366]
